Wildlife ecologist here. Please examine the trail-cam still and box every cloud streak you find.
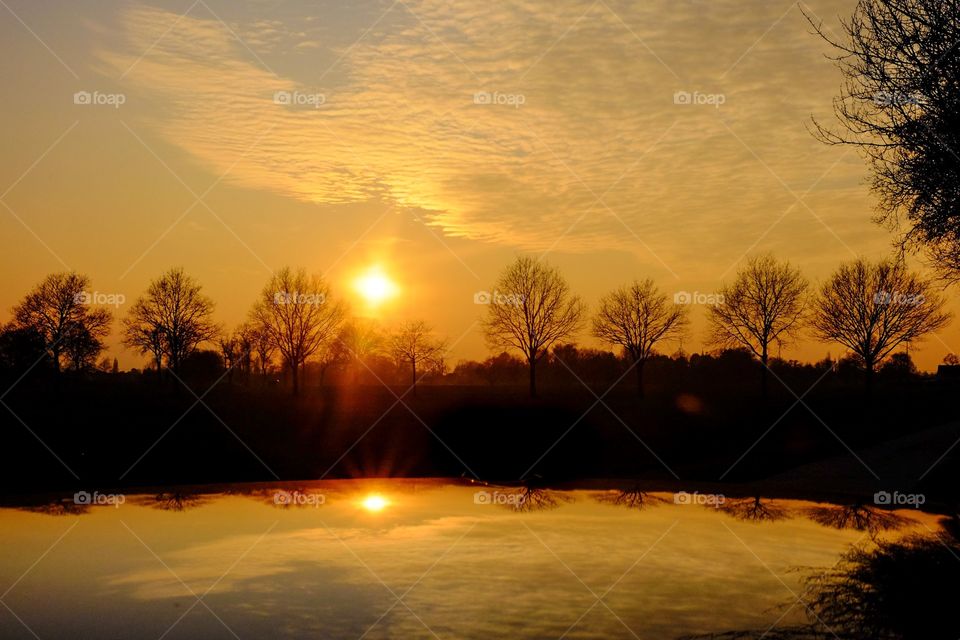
[95,0,879,274]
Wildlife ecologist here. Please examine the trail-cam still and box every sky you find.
[0,0,957,370]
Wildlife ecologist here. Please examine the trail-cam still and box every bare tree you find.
[482,257,584,397]
[234,323,254,378]
[388,320,445,395]
[218,333,240,383]
[708,255,808,397]
[12,272,112,372]
[337,318,383,384]
[250,267,345,395]
[122,268,218,375]
[592,279,688,397]
[217,324,255,383]
[807,0,960,280]
[247,323,275,378]
[63,318,112,372]
[812,257,950,392]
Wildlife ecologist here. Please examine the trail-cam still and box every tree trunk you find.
[529,357,537,398]
[635,359,645,398]
[760,348,769,400]
[51,346,61,373]
[291,362,299,396]
[411,359,417,396]
[865,358,874,398]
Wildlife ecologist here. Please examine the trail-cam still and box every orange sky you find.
[0,0,956,370]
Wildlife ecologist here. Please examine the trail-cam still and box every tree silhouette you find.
[803,503,911,532]
[501,486,573,512]
[337,318,383,384]
[147,491,207,511]
[247,323,275,378]
[0,325,47,372]
[593,279,688,397]
[709,255,808,398]
[482,257,584,397]
[250,267,345,395]
[12,272,112,372]
[808,0,960,281]
[812,258,950,393]
[123,268,218,376]
[594,488,667,510]
[719,496,792,523]
[388,320,445,395]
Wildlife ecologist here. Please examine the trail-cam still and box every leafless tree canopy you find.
[247,323,275,376]
[482,257,584,396]
[811,258,950,385]
[807,0,960,279]
[337,318,383,382]
[719,496,792,523]
[803,504,912,532]
[13,272,112,372]
[502,487,573,512]
[594,489,667,511]
[218,324,255,382]
[708,255,808,394]
[593,279,688,396]
[250,266,345,394]
[389,320,445,393]
[123,268,218,374]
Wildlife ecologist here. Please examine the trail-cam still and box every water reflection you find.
[137,491,208,511]
[501,486,572,512]
[802,502,913,533]
[0,481,948,639]
[17,497,90,516]
[593,487,667,510]
[687,533,960,639]
[718,496,792,523]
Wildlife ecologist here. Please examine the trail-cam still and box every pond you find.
[0,480,943,639]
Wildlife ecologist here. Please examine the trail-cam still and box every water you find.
[0,480,940,639]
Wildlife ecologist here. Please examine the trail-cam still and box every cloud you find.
[95,0,879,273]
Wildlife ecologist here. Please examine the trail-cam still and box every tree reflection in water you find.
[682,533,960,639]
[499,486,573,512]
[718,496,792,523]
[803,503,912,533]
[593,487,667,510]
[19,498,90,516]
[148,491,208,511]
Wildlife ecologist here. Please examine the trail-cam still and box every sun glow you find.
[361,494,389,512]
[354,267,398,306]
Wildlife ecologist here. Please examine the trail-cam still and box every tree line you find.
[0,254,951,398]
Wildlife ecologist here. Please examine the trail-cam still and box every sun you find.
[354,267,398,306]
[361,494,389,512]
